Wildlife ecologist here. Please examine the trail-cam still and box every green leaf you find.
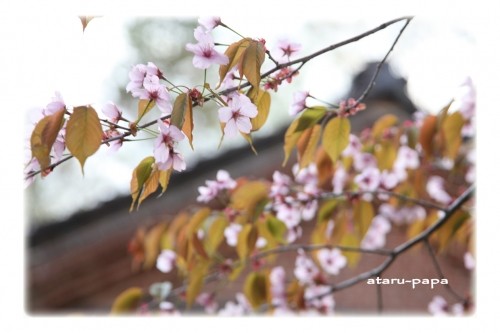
[317,199,339,224]
[248,87,271,132]
[322,117,350,163]
[186,260,209,308]
[243,272,268,309]
[129,156,155,211]
[294,107,326,133]
[66,106,103,172]
[171,93,192,129]
[205,216,228,256]
[30,109,65,171]
[111,287,143,314]
[266,215,287,244]
[138,167,160,208]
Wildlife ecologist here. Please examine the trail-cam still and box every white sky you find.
[1,0,499,330]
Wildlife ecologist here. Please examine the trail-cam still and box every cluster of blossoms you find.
[428,295,469,316]
[153,120,186,172]
[263,39,302,92]
[196,169,237,203]
[218,93,258,137]
[126,62,172,116]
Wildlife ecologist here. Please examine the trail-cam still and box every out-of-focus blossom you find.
[464,252,475,270]
[354,167,381,192]
[338,98,366,117]
[198,16,222,31]
[156,249,176,273]
[196,292,218,314]
[353,153,377,172]
[218,93,258,136]
[426,176,452,204]
[380,169,399,189]
[269,266,287,308]
[224,223,242,247]
[197,170,237,203]
[317,248,347,275]
[286,226,303,244]
[342,134,362,157]
[149,281,172,300]
[304,284,335,314]
[186,26,229,69]
[289,91,309,116]
[273,38,301,63]
[332,164,348,195]
[394,145,419,170]
[454,76,476,120]
[361,215,391,249]
[276,202,302,229]
[159,301,180,315]
[294,249,319,285]
[428,296,448,316]
[270,171,292,198]
[218,293,250,316]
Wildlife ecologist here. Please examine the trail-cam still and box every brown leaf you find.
[241,40,266,89]
[419,115,437,159]
[30,109,65,171]
[66,106,103,172]
[297,124,321,169]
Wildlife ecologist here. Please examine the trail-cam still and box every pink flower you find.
[394,145,420,170]
[354,167,381,192]
[218,293,251,316]
[154,122,186,171]
[186,27,229,69]
[269,266,287,307]
[103,129,123,152]
[156,249,176,273]
[102,102,122,124]
[276,202,302,229]
[136,83,173,116]
[361,215,391,249]
[286,226,303,244]
[426,176,452,204]
[464,252,475,270]
[198,16,222,31]
[224,223,242,247]
[196,292,218,314]
[454,76,476,120]
[197,170,237,203]
[428,296,448,316]
[353,152,377,172]
[289,91,309,116]
[274,39,302,63]
[294,250,319,285]
[218,93,258,136]
[332,164,348,195]
[44,91,66,116]
[317,248,347,275]
[304,285,335,314]
[342,134,362,157]
[270,171,292,198]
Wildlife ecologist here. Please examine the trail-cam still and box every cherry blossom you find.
[273,38,302,63]
[197,170,237,203]
[289,91,309,116]
[196,292,218,314]
[218,293,251,316]
[317,248,347,275]
[342,134,362,157]
[332,164,348,195]
[135,83,172,116]
[156,249,176,273]
[159,301,180,315]
[338,98,366,117]
[186,27,229,69]
[353,152,377,172]
[394,145,419,170]
[126,62,164,96]
[103,129,123,152]
[428,295,448,316]
[354,167,381,192]
[361,215,391,249]
[154,121,186,171]
[269,266,287,308]
[198,16,222,31]
[426,176,452,204]
[102,102,122,124]
[464,252,475,270]
[304,284,335,314]
[270,171,292,198]
[43,91,66,116]
[218,93,258,136]
[294,249,320,285]
[224,223,242,247]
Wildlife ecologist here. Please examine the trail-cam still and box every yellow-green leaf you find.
[186,260,209,307]
[243,272,268,309]
[66,106,103,172]
[159,167,172,195]
[143,222,167,269]
[442,112,464,160]
[322,117,351,163]
[129,156,155,211]
[186,207,211,238]
[372,114,398,138]
[205,216,228,255]
[283,118,302,166]
[437,209,471,252]
[230,181,269,222]
[297,124,321,168]
[171,93,192,129]
[30,109,65,171]
[138,167,160,208]
[340,233,361,267]
[295,107,326,133]
[241,40,266,89]
[353,200,374,239]
[374,141,397,171]
[111,287,143,314]
[248,87,271,132]
[236,224,258,260]
[317,199,339,224]
[266,215,287,244]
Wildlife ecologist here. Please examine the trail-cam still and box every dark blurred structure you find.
[348,61,417,133]
[27,62,470,314]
